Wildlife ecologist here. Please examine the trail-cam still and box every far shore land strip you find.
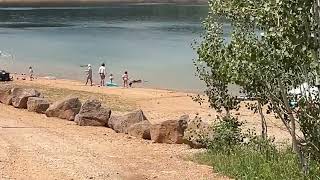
[0,0,207,6]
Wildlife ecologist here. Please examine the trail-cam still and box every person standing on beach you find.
[122,71,129,88]
[29,66,34,81]
[85,64,93,86]
[98,63,106,87]
[109,73,114,83]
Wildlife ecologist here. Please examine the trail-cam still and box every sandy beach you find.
[11,77,291,141]
[0,77,291,179]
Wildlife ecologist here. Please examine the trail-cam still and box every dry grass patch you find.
[14,82,136,112]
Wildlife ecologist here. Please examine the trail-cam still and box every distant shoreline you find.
[0,0,207,7]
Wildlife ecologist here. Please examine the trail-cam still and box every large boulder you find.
[150,115,189,144]
[0,84,14,105]
[75,99,111,126]
[127,121,151,140]
[183,116,212,148]
[27,97,50,114]
[45,96,81,121]
[108,109,147,133]
[0,90,13,105]
[11,88,41,108]
[0,84,13,92]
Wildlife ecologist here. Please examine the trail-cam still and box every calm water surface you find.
[0,5,209,90]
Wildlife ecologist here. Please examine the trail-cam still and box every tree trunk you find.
[280,85,308,174]
[258,101,267,139]
[315,0,320,99]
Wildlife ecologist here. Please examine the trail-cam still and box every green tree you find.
[195,0,320,174]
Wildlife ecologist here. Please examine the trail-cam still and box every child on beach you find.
[109,74,114,83]
[85,64,93,86]
[98,63,106,87]
[29,66,34,81]
[122,71,129,88]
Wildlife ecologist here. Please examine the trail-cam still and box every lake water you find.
[0,5,208,90]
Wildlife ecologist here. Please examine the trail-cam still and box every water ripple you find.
[0,22,73,28]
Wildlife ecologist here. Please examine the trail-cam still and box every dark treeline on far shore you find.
[0,0,207,7]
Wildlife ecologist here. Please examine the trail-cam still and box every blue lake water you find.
[0,5,208,90]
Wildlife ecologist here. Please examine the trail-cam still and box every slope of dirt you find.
[0,78,291,179]
[12,79,291,142]
[0,104,224,180]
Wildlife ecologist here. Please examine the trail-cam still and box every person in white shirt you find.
[98,63,106,87]
[122,71,129,88]
[29,66,34,81]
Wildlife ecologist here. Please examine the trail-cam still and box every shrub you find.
[206,115,243,152]
[297,98,320,163]
[196,145,320,180]
[184,116,213,148]
[193,115,320,179]
[196,137,320,179]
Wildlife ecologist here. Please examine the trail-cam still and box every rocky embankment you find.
[0,84,209,148]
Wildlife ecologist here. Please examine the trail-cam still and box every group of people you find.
[23,63,134,88]
[84,63,129,88]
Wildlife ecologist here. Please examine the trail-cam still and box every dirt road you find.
[0,104,222,180]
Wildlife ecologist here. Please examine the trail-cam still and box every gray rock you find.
[0,84,14,105]
[27,97,50,114]
[45,96,81,121]
[11,88,41,108]
[150,115,189,144]
[108,109,147,133]
[127,121,151,140]
[0,84,14,92]
[75,99,111,126]
[0,90,12,105]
